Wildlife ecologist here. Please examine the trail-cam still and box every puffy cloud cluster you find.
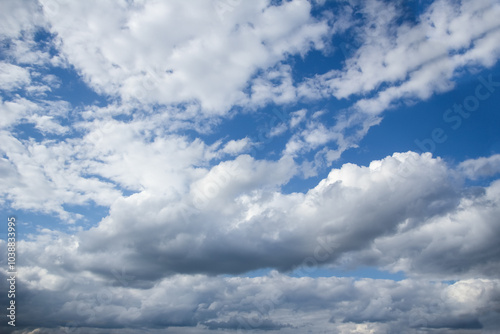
[1,269,499,333]
[34,0,330,113]
[2,0,499,170]
[459,154,500,180]
[294,0,500,157]
[1,1,500,333]
[3,150,500,332]
[300,0,500,112]
[2,152,498,281]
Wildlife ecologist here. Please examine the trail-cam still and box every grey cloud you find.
[12,151,494,284]
[350,179,500,279]
[53,152,458,280]
[203,316,293,331]
[1,0,500,333]
[1,270,499,333]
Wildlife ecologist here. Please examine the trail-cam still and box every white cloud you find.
[29,115,69,134]
[0,130,122,221]
[0,0,42,39]
[37,0,331,113]
[0,97,38,128]
[458,154,500,180]
[246,64,298,107]
[1,149,500,331]
[1,2,500,333]
[301,0,500,110]
[0,62,31,91]
[284,116,357,162]
[291,0,500,159]
[289,108,307,128]
[221,138,251,155]
[8,151,487,281]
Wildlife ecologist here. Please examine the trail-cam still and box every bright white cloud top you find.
[1,0,500,333]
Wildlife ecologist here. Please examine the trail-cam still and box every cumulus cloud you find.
[1,1,500,333]
[0,63,31,91]
[0,0,43,39]
[345,178,500,279]
[9,151,499,284]
[459,154,500,180]
[35,0,331,113]
[0,130,122,221]
[294,0,500,158]
[301,0,500,112]
[221,138,252,155]
[1,267,499,333]
[289,108,307,128]
[3,142,500,332]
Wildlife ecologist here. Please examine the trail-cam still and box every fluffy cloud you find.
[2,149,500,332]
[0,130,122,221]
[10,151,499,282]
[36,0,330,113]
[0,97,38,128]
[301,0,500,112]
[0,63,31,91]
[459,154,500,180]
[0,0,43,39]
[294,0,500,158]
[1,268,499,333]
[346,178,500,279]
[1,1,500,333]
[3,0,498,164]
[220,137,252,155]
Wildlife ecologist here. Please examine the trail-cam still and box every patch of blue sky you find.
[341,63,500,168]
[32,29,59,57]
[12,122,47,142]
[289,265,406,281]
[46,66,108,107]
[288,48,344,80]
[227,265,406,281]
[61,202,110,227]
[1,204,108,241]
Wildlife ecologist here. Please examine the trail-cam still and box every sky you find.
[1,0,500,333]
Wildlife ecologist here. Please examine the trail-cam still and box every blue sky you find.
[1,0,500,333]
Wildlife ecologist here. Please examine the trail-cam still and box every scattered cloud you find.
[1,0,499,333]
[459,154,500,180]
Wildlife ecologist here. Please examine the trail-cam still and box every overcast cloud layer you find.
[1,0,500,333]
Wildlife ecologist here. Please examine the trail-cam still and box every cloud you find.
[0,97,39,128]
[2,149,500,332]
[221,137,252,155]
[1,1,500,333]
[459,154,500,179]
[289,108,307,128]
[301,0,500,109]
[0,63,31,91]
[0,0,42,39]
[246,64,298,107]
[293,0,500,159]
[0,128,122,221]
[3,0,497,166]
[357,178,500,279]
[36,0,331,113]
[285,119,341,156]
[11,151,497,283]
[1,267,498,333]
